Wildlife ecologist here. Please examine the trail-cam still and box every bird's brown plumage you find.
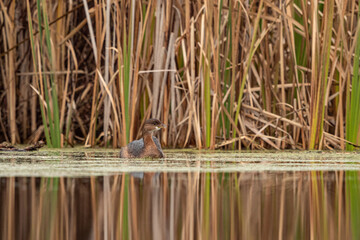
[120,119,165,158]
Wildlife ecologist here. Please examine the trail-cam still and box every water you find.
[0,150,360,239]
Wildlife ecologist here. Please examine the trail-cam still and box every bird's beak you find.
[155,123,166,130]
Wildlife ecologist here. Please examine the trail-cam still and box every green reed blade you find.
[36,0,55,147]
[309,0,334,149]
[224,2,232,139]
[123,30,130,144]
[37,0,55,145]
[42,0,61,148]
[26,0,52,147]
[346,1,360,150]
[204,54,211,149]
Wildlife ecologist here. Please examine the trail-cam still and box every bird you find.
[120,118,166,158]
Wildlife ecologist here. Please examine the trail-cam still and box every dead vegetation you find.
[0,0,359,150]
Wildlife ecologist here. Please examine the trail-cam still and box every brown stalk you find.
[0,0,17,144]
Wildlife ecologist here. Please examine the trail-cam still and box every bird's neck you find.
[143,131,155,145]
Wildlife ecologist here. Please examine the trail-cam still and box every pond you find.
[0,150,360,239]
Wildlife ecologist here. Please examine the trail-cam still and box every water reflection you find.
[1,151,360,176]
[1,171,359,240]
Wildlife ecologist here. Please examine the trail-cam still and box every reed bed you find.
[0,0,360,150]
[0,171,359,239]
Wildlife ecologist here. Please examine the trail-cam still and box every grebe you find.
[120,119,166,158]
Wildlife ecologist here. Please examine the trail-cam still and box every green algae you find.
[0,150,359,177]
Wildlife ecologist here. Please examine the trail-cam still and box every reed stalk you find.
[1,1,360,150]
[346,1,360,150]
[1,0,16,144]
[232,0,264,149]
[41,0,61,148]
[204,49,211,148]
[26,0,52,147]
[309,0,334,149]
[24,0,62,147]
[103,0,111,145]
[119,1,133,144]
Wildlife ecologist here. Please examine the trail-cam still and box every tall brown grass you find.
[0,0,359,150]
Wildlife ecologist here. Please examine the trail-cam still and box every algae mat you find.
[0,149,359,177]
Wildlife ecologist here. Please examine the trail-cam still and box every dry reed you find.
[0,0,359,150]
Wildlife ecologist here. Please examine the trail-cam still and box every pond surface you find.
[0,150,360,240]
[0,149,359,176]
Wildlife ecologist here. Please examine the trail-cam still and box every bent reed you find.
[0,0,359,150]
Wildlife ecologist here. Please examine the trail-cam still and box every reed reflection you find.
[0,171,359,240]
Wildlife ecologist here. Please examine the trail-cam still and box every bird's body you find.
[120,119,165,158]
[120,136,164,158]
